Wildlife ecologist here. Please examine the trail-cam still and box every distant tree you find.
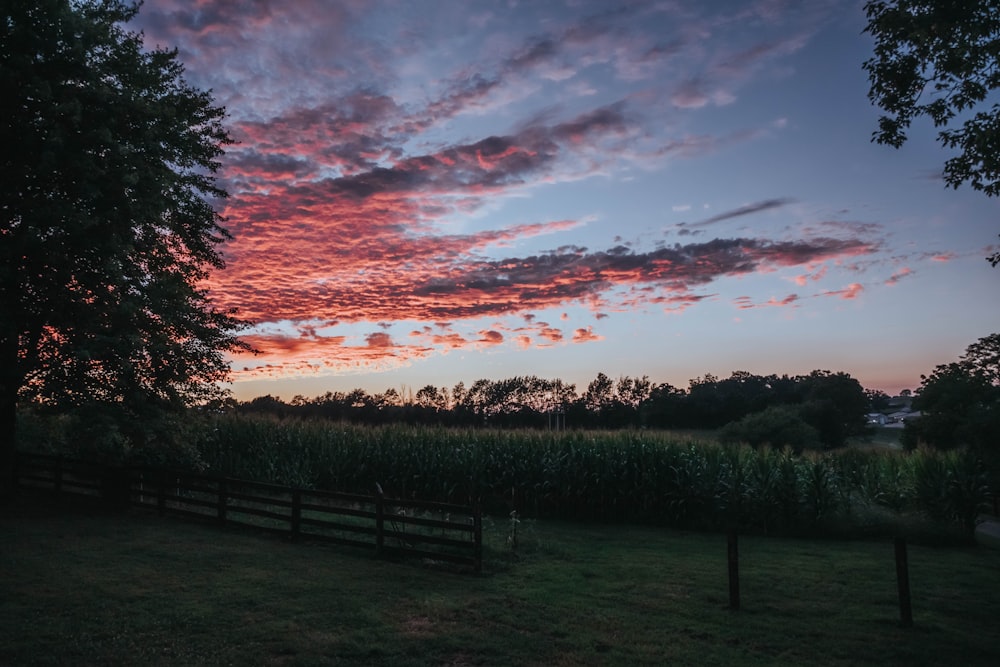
[240,395,290,418]
[583,373,616,414]
[450,382,466,407]
[716,371,776,423]
[607,375,646,426]
[373,388,402,409]
[580,373,650,427]
[616,375,652,408]
[342,389,377,423]
[959,333,1000,382]
[863,0,1000,264]
[640,382,686,428]
[1,0,248,493]
[685,374,724,428]
[795,371,869,449]
[450,382,472,424]
[685,372,782,429]
[903,333,1000,451]
[865,388,891,412]
[463,379,496,422]
[415,385,448,412]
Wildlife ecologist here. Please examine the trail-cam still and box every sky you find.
[131,0,999,402]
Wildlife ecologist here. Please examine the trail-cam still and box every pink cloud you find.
[821,283,864,300]
[572,326,603,343]
[538,327,564,343]
[126,1,895,379]
[885,267,913,285]
[477,330,504,346]
[733,294,799,309]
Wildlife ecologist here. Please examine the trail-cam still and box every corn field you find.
[18,411,993,538]
[176,414,990,538]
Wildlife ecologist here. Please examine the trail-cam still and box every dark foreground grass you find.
[2,497,999,666]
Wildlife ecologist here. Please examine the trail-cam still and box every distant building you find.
[867,413,888,426]
[887,410,921,423]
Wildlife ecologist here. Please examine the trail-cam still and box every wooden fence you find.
[14,452,482,572]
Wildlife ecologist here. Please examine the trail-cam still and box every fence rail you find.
[15,452,482,571]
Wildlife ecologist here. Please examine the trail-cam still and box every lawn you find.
[849,426,904,450]
[2,495,999,666]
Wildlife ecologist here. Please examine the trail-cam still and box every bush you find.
[718,405,820,452]
[15,403,206,470]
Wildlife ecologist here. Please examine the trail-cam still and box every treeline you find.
[233,370,877,450]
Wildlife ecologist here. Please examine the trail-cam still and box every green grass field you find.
[3,495,999,666]
[849,427,904,450]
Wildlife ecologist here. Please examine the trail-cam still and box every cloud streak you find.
[686,198,796,228]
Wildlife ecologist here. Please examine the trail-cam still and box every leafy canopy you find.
[863,0,1000,263]
[904,333,1000,451]
[0,0,249,455]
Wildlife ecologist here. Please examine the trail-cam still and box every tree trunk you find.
[0,377,16,501]
[0,287,21,500]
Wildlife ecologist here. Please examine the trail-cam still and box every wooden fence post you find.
[727,527,740,610]
[474,503,483,573]
[375,483,385,557]
[894,537,913,627]
[291,490,301,541]
[157,468,166,516]
[102,465,130,510]
[217,478,228,525]
[11,451,19,492]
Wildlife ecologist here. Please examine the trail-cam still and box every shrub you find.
[718,405,820,452]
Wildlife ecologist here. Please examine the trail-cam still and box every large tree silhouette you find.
[0,0,249,496]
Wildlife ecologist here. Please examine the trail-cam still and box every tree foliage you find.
[903,333,1000,451]
[863,0,1000,263]
[231,368,873,448]
[796,370,871,449]
[1,0,248,489]
[718,405,820,452]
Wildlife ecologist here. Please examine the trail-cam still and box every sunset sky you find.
[132,0,999,401]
